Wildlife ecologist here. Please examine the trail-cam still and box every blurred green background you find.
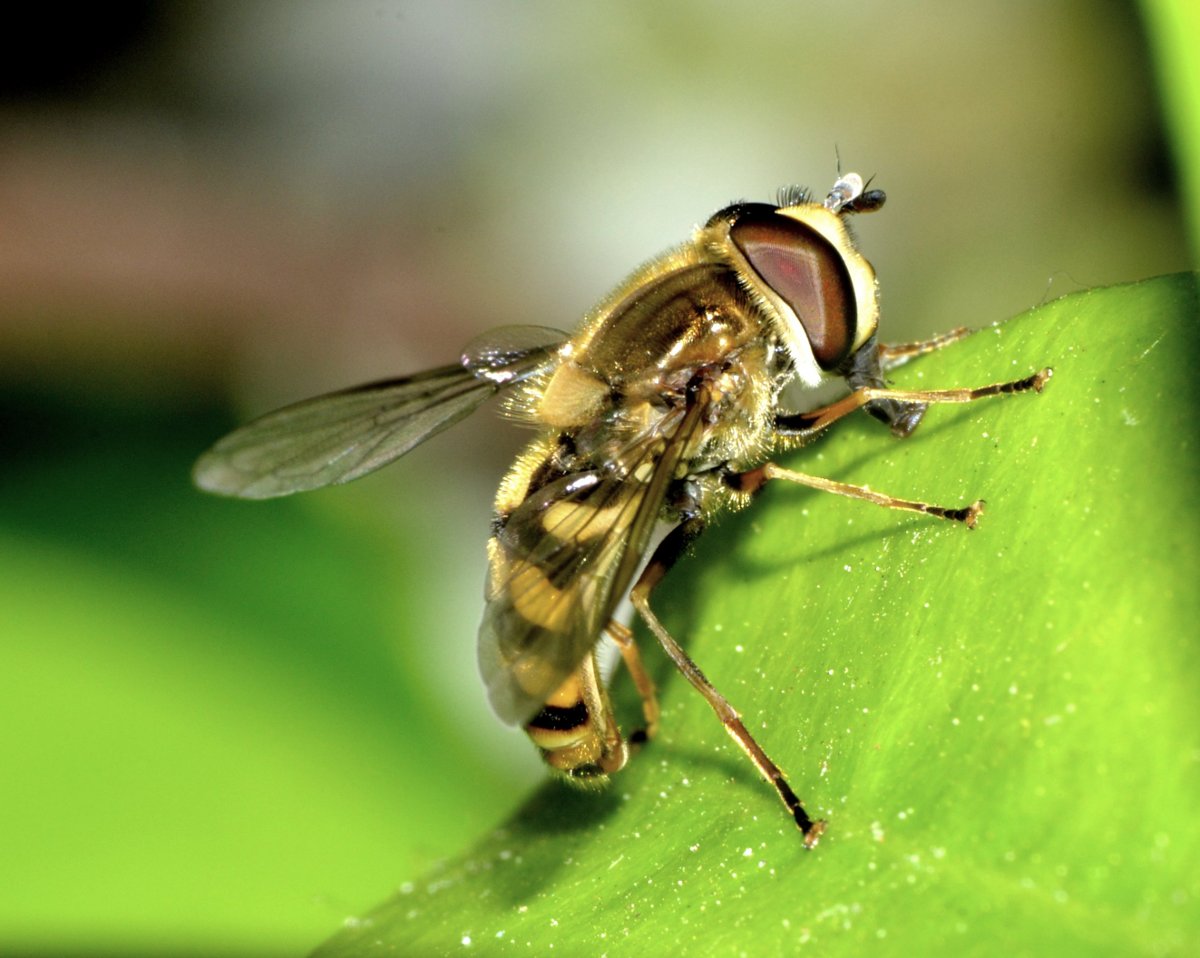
[0,2,1193,955]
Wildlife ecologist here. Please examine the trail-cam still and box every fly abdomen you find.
[522,657,627,783]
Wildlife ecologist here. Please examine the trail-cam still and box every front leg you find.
[775,366,1051,441]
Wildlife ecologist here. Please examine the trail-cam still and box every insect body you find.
[194,174,1049,848]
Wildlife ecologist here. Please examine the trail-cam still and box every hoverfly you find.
[194,173,1049,848]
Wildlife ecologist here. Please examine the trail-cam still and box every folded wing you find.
[479,398,707,724]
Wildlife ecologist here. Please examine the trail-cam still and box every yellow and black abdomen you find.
[480,450,647,726]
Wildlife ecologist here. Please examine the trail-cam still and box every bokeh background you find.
[1,2,1193,954]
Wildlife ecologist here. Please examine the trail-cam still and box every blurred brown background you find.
[2,2,1183,406]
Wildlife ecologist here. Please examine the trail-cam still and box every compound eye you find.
[730,212,856,369]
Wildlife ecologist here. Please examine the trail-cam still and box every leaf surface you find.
[314,274,1200,957]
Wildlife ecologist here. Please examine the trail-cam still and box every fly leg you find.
[730,465,985,528]
[877,326,973,371]
[629,517,826,849]
[836,328,975,436]
[605,620,660,747]
[776,365,1051,440]
[769,363,1049,523]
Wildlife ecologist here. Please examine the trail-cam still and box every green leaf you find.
[0,395,530,954]
[313,273,1200,957]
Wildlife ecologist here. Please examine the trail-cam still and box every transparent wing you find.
[193,325,566,499]
[478,397,708,725]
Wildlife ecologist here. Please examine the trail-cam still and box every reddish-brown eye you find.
[730,212,855,369]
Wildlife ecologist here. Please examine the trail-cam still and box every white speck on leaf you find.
[1137,333,1165,361]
